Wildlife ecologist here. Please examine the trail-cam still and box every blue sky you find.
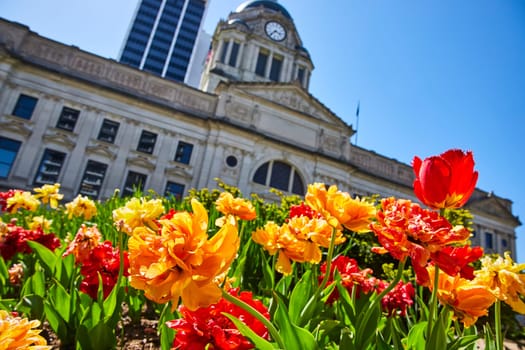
[2,1,525,261]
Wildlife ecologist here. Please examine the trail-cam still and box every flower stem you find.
[221,289,285,350]
[495,299,503,350]
[426,264,440,340]
[297,227,337,326]
[374,259,406,303]
[318,227,337,291]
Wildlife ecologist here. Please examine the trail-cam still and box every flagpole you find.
[355,100,360,145]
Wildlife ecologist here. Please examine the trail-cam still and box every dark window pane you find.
[122,171,147,197]
[78,160,107,199]
[174,141,193,164]
[137,130,157,154]
[56,107,80,131]
[12,94,38,119]
[297,67,305,84]
[292,171,305,195]
[255,51,268,76]
[228,42,240,67]
[34,149,66,185]
[253,162,269,185]
[98,119,120,143]
[485,232,493,249]
[269,56,282,81]
[269,161,291,191]
[165,181,185,200]
[0,137,21,178]
[220,41,229,63]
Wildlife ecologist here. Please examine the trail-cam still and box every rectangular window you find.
[122,171,147,197]
[269,55,283,82]
[97,119,120,143]
[165,181,185,200]
[78,160,108,199]
[137,130,157,154]
[0,137,21,178]
[297,67,305,84]
[34,149,66,186]
[12,94,38,120]
[56,107,80,131]
[220,41,229,63]
[228,42,240,67]
[485,232,494,250]
[255,50,268,77]
[174,141,193,164]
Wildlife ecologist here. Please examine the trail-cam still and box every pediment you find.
[126,152,156,171]
[43,128,76,151]
[219,82,352,131]
[0,115,33,137]
[467,196,520,225]
[85,139,118,160]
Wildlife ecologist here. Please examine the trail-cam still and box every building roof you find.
[235,0,292,20]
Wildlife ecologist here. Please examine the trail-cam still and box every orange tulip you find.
[215,192,256,221]
[252,215,345,275]
[305,183,375,232]
[412,149,478,209]
[0,310,50,349]
[128,199,239,310]
[428,266,495,327]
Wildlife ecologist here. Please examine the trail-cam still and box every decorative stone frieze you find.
[0,115,33,137]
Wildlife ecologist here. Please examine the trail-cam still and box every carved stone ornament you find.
[165,162,192,178]
[85,139,118,160]
[42,129,76,150]
[126,152,156,171]
[0,115,33,137]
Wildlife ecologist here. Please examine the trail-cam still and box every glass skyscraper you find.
[119,0,209,84]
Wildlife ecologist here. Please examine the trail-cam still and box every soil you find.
[41,303,162,350]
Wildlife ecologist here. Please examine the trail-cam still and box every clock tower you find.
[200,0,313,93]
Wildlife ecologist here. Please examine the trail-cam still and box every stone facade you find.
[0,13,520,258]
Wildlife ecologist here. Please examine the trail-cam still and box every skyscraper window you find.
[119,0,208,85]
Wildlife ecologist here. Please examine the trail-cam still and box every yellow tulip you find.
[33,183,63,208]
[112,197,164,234]
[476,252,525,314]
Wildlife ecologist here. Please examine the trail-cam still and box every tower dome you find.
[235,0,292,20]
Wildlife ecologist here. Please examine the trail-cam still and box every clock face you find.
[265,21,286,41]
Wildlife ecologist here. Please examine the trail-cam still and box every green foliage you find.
[0,181,522,349]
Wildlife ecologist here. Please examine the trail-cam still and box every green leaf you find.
[159,303,176,350]
[274,292,318,350]
[49,283,72,323]
[80,322,116,350]
[289,270,315,325]
[57,253,76,287]
[224,313,275,350]
[339,327,354,350]
[30,266,46,297]
[482,324,496,350]
[102,279,120,322]
[427,307,450,350]
[16,294,44,319]
[0,257,8,294]
[27,240,57,275]
[406,322,427,350]
[447,335,480,350]
[44,301,71,345]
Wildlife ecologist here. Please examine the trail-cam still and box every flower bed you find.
[0,149,523,349]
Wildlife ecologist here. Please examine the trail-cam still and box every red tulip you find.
[412,149,478,209]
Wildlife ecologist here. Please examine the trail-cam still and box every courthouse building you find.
[0,1,520,257]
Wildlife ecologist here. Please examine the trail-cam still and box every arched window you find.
[252,160,304,195]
